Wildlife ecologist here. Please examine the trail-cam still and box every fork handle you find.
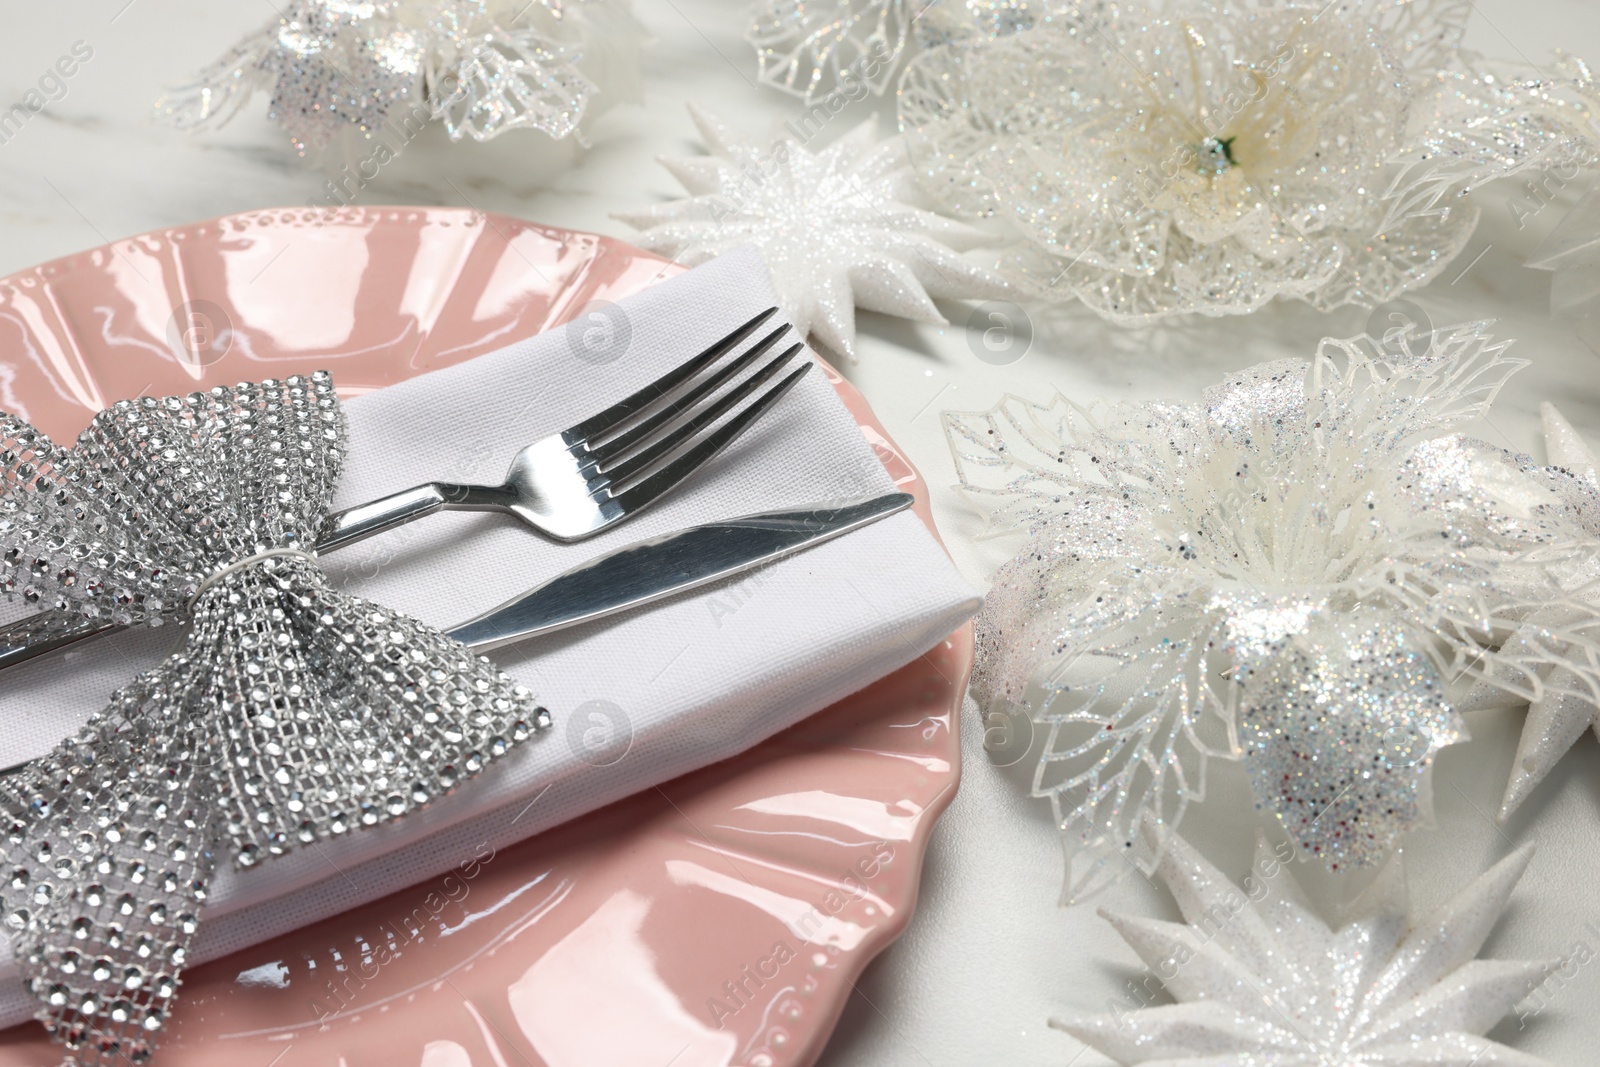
[316,481,514,553]
[0,481,517,672]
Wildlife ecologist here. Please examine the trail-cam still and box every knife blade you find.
[446,492,914,651]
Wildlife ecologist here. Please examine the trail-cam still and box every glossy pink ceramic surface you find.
[0,208,971,1067]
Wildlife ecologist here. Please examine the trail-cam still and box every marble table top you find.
[3,1,1600,1064]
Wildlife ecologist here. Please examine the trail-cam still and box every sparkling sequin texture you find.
[0,374,550,1065]
[613,107,1011,360]
[946,322,1600,900]
[1239,609,1461,867]
[153,0,629,153]
[1060,828,1552,1066]
[898,0,1486,322]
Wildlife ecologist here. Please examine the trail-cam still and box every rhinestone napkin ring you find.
[0,373,550,1065]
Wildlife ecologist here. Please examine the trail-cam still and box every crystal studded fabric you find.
[0,373,549,1065]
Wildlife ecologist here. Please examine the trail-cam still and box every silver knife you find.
[446,492,914,651]
[0,493,914,672]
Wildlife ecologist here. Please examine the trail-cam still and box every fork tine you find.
[604,361,812,515]
[565,307,779,442]
[599,342,805,485]
[585,323,791,467]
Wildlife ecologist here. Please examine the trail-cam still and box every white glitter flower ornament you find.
[1059,826,1552,1066]
[154,0,641,154]
[614,107,1011,360]
[946,322,1600,900]
[899,0,1485,321]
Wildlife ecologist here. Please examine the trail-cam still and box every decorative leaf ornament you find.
[1382,50,1600,237]
[743,0,1091,105]
[746,0,916,103]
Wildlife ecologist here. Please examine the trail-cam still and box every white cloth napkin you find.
[0,245,979,1026]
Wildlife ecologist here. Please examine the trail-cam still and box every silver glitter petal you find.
[1239,608,1463,869]
[0,374,549,1065]
[745,0,1106,104]
[1402,409,1600,819]
[1382,50,1600,239]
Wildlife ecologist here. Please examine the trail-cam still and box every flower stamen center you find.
[1197,135,1237,175]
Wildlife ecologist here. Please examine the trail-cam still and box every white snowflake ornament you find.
[1059,827,1553,1067]
[613,107,1011,360]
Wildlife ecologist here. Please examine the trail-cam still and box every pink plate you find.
[0,207,971,1067]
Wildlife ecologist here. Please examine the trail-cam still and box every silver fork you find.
[0,306,808,669]
[321,306,805,547]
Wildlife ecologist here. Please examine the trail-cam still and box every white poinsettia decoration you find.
[946,322,1600,900]
[1059,828,1552,1067]
[614,107,1011,359]
[154,0,643,155]
[898,0,1489,322]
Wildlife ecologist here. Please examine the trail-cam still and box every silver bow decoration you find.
[0,373,549,1065]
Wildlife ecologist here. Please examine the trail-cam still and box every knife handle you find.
[0,611,117,672]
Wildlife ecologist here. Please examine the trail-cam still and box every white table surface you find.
[3,2,1600,1064]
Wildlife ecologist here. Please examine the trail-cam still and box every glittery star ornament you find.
[899,0,1486,322]
[154,0,642,155]
[614,107,1011,359]
[1058,826,1552,1067]
[946,322,1600,900]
